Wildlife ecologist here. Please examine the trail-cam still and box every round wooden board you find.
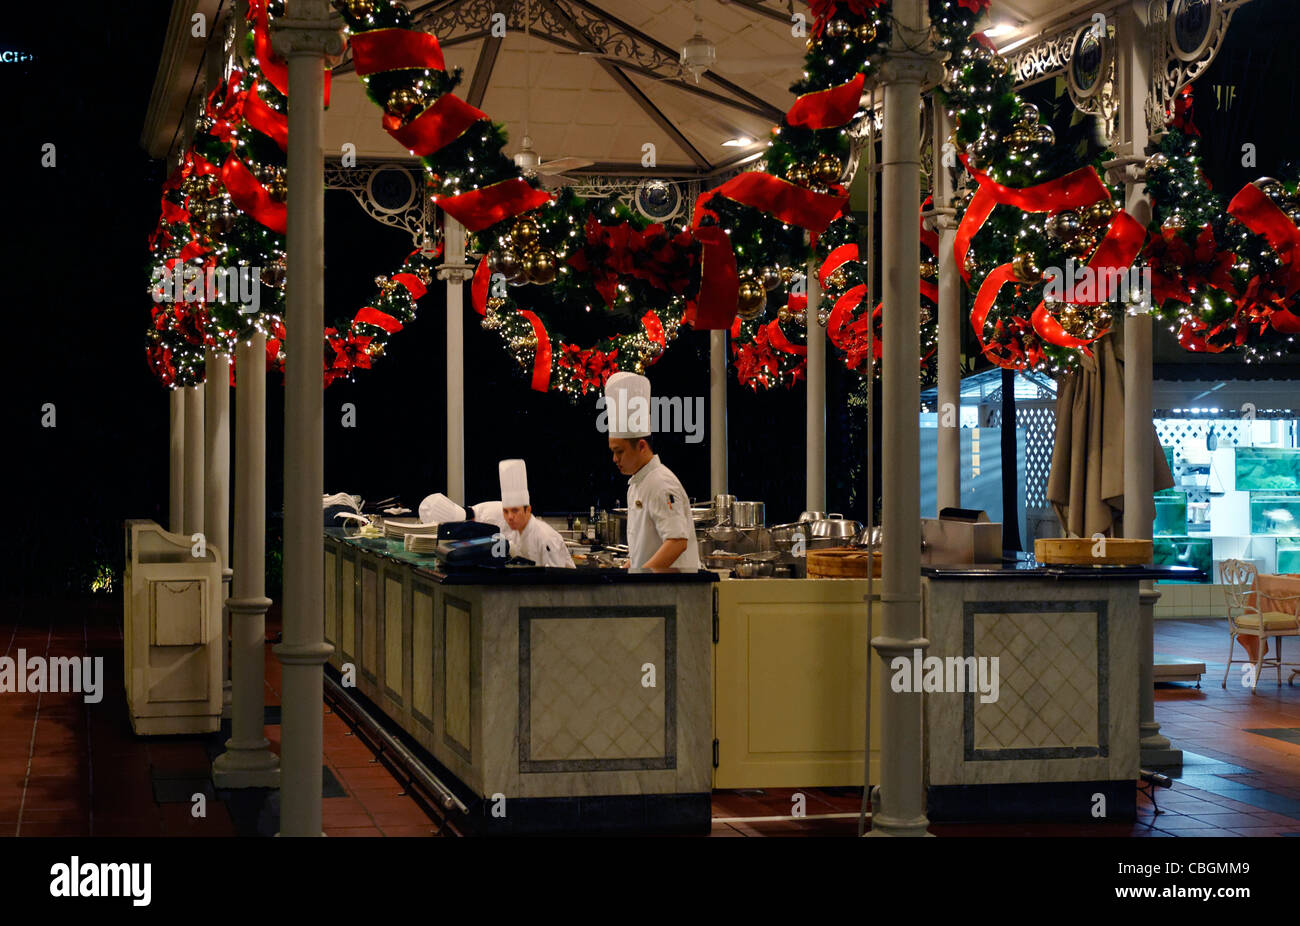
[1033,537,1153,565]
[806,547,881,578]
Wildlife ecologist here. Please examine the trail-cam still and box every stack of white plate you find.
[384,518,439,540]
[404,533,440,554]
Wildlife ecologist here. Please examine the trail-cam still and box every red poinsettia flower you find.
[959,0,992,13]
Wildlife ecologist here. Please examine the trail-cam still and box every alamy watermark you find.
[597,394,704,444]
[0,651,103,703]
[151,264,262,314]
[890,648,1000,703]
[1042,260,1152,312]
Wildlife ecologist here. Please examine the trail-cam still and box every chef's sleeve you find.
[646,486,693,541]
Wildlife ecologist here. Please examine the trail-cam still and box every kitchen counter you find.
[323,531,713,835]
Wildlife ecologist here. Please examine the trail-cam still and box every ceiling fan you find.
[559,0,803,85]
[512,0,594,186]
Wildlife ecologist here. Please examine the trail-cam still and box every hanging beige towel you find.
[1046,334,1173,538]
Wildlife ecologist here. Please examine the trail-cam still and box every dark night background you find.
[3,0,1300,601]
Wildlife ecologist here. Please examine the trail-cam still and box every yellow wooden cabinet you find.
[712,578,884,789]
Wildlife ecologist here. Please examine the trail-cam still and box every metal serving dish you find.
[809,515,862,540]
[799,510,827,522]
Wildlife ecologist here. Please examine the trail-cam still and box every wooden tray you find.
[1033,537,1152,566]
[807,547,881,578]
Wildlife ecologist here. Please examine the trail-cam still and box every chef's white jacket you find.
[626,455,701,571]
[506,515,575,568]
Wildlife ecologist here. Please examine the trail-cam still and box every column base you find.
[212,746,281,789]
[1141,727,1182,769]
[864,814,934,837]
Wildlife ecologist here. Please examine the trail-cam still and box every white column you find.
[213,333,281,788]
[867,0,937,838]
[1117,0,1179,768]
[170,388,186,533]
[183,384,205,538]
[806,263,826,511]
[933,107,962,514]
[440,217,470,505]
[709,329,727,498]
[272,1,345,837]
[204,349,233,717]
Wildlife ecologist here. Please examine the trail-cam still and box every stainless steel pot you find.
[713,494,736,527]
[732,501,765,528]
[855,524,883,548]
[769,521,806,552]
[798,510,827,522]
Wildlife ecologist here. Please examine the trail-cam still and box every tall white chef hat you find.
[419,492,465,524]
[603,371,652,439]
[499,459,531,508]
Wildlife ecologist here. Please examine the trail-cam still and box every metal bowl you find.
[798,510,827,522]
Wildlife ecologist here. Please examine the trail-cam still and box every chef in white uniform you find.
[418,492,465,524]
[603,372,701,571]
[469,500,509,534]
[499,459,575,568]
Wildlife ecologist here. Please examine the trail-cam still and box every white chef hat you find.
[499,459,530,508]
[418,492,465,524]
[604,371,652,439]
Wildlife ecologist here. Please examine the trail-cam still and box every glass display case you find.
[1153,409,1300,582]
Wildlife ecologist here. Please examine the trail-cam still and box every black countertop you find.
[324,530,716,585]
[923,559,1206,582]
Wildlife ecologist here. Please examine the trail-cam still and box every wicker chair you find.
[1220,559,1300,694]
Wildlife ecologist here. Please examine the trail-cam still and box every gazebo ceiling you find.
[144,0,1110,173]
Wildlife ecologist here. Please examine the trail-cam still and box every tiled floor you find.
[2,601,1297,837]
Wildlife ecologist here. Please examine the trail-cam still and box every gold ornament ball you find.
[1011,251,1040,283]
[1017,103,1040,127]
[1161,212,1186,234]
[963,250,978,276]
[816,307,830,327]
[387,86,422,118]
[779,267,796,283]
[1006,127,1035,152]
[512,218,540,248]
[1035,125,1056,146]
[778,307,791,323]
[812,153,843,186]
[1071,233,1099,257]
[523,250,558,285]
[264,177,287,203]
[920,260,937,280]
[1253,177,1286,203]
[1145,153,1169,173]
[760,266,784,292]
[344,0,376,16]
[736,278,767,320]
[1084,200,1116,228]
[855,22,877,42]
[806,37,816,51]
[827,19,850,37]
[787,163,812,188]
[367,342,385,357]
[826,268,848,290]
[496,250,523,281]
[1287,207,1300,226]
[414,266,433,285]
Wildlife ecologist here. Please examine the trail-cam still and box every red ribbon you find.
[436,179,551,233]
[642,311,666,359]
[1228,183,1300,291]
[517,310,552,392]
[711,172,848,239]
[955,159,1111,283]
[1029,211,1147,351]
[221,155,287,233]
[766,320,807,356]
[353,306,403,334]
[818,244,858,289]
[970,263,1020,360]
[348,28,445,76]
[787,73,866,130]
[247,0,332,105]
[386,94,487,155]
[392,273,427,300]
[687,225,739,330]
[828,284,867,347]
[471,258,490,315]
[244,80,288,152]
